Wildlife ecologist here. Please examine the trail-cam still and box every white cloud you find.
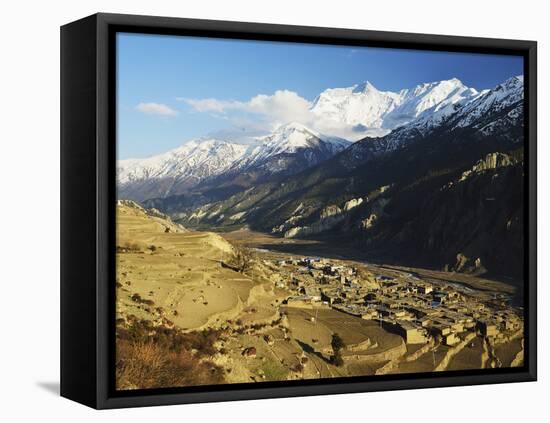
[181,90,373,141]
[182,90,311,128]
[244,90,312,124]
[135,102,178,117]
[183,98,234,113]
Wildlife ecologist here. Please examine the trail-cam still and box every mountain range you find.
[310,77,482,136]
[118,122,350,202]
[118,75,525,280]
[118,77,490,202]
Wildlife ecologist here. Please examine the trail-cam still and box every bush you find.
[117,318,222,358]
[130,293,155,306]
[331,333,345,352]
[330,354,344,367]
[117,242,141,253]
[291,363,304,373]
[116,339,224,390]
[330,333,345,367]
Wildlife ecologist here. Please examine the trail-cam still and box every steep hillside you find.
[354,150,524,279]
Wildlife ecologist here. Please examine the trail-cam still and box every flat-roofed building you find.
[382,320,428,344]
[443,332,460,346]
[478,320,499,337]
[418,284,433,295]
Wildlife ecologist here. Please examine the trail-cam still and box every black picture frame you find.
[61,12,537,409]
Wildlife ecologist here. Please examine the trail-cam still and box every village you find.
[264,255,524,353]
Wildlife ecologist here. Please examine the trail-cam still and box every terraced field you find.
[116,204,271,331]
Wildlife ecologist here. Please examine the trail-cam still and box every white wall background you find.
[1,0,546,420]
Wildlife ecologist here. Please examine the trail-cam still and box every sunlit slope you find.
[116,203,266,331]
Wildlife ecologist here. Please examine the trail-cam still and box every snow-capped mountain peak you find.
[241,122,350,168]
[259,121,346,150]
[117,138,249,185]
[311,81,399,130]
[269,121,317,140]
[450,75,524,129]
[155,123,351,187]
[352,80,379,94]
[500,75,523,89]
[310,77,480,135]
[349,74,525,157]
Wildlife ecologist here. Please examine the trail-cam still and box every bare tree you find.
[229,246,254,273]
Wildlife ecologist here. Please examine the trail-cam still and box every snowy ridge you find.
[450,75,524,129]
[117,122,350,194]
[238,122,350,170]
[348,75,524,158]
[223,122,350,175]
[311,78,480,133]
[311,81,401,129]
[117,139,249,185]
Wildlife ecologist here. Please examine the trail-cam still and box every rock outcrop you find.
[458,152,518,183]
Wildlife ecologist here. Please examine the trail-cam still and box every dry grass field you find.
[117,204,259,331]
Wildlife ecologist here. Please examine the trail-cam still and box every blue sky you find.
[117,32,523,159]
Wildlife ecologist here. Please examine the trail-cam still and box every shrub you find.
[330,333,345,367]
[331,333,345,352]
[130,293,155,306]
[291,363,304,373]
[117,318,222,358]
[330,354,344,367]
[117,242,141,253]
[115,339,224,390]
